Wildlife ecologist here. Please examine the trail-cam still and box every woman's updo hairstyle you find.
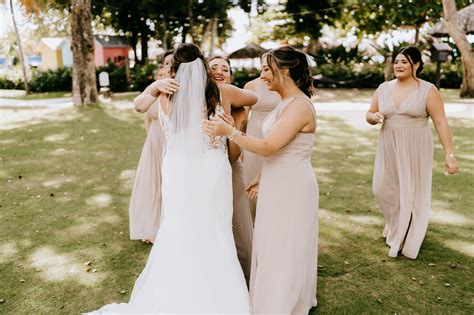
[397,45,424,77]
[265,45,314,97]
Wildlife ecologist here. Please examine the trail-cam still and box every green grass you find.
[2,88,470,105]
[0,91,72,100]
[0,90,139,101]
[0,102,473,314]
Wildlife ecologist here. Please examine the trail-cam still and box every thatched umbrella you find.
[228,43,267,59]
[429,4,474,37]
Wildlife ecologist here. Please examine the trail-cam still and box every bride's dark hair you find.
[171,43,220,118]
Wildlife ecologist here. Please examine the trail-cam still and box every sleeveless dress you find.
[250,97,319,314]
[243,80,280,218]
[129,101,166,241]
[373,79,435,259]
[88,103,250,313]
[231,158,253,285]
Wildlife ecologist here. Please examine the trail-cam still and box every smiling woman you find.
[208,55,254,285]
[203,45,319,314]
[366,45,458,259]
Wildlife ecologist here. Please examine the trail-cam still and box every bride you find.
[88,43,256,314]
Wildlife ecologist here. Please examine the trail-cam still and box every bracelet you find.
[228,128,237,141]
[447,153,455,158]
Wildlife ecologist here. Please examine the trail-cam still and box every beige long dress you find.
[231,159,253,285]
[373,79,434,259]
[243,79,280,217]
[129,101,166,241]
[250,97,319,314]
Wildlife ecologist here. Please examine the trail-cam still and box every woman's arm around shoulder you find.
[219,83,257,108]
[133,78,180,113]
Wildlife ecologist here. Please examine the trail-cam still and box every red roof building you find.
[94,35,131,67]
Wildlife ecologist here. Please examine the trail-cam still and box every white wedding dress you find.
[88,58,249,314]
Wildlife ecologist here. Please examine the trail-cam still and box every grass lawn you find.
[2,88,471,105]
[0,102,473,314]
[0,91,72,100]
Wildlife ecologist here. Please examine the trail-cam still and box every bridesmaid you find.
[367,45,458,259]
[209,56,254,285]
[243,76,281,220]
[203,46,319,314]
[129,56,180,243]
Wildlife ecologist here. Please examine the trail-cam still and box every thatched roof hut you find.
[429,4,474,37]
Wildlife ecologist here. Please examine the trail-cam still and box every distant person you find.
[367,45,458,259]
[209,55,253,285]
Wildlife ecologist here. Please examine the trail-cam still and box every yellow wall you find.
[39,43,62,70]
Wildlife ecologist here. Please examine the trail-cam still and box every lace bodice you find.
[158,101,228,155]
[203,105,228,155]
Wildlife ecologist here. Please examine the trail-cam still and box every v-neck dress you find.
[373,79,434,259]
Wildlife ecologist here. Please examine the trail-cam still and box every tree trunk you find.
[71,0,98,106]
[209,16,218,57]
[9,0,29,95]
[442,0,474,98]
[162,19,168,51]
[384,54,393,81]
[414,26,420,44]
[141,34,148,63]
[130,34,138,64]
[187,0,194,42]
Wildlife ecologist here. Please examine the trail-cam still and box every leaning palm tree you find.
[6,0,98,104]
[7,0,31,94]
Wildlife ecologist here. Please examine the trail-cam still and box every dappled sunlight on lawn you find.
[86,193,113,208]
[29,246,107,286]
[49,148,74,156]
[102,103,142,123]
[443,240,474,258]
[119,169,136,192]
[313,167,336,184]
[42,176,78,188]
[0,107,81,130]
[62,212,121,236]
[88,128,100,134]
[44,132,70,142]
[456,153,474,161]
[0,241,19,264]
[320,208,383,232]
[0,139,16,145]
[431,200,473,227]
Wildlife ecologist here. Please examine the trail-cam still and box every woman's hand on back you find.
[150,78,180,97]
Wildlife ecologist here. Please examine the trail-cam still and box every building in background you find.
[94,35,130,67]
[37,37,72,70]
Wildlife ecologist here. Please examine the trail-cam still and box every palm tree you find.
[70,0,97,106]
[7,0,30,94]
[442,0,474,98]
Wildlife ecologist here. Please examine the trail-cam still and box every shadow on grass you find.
[0,107,472,313]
